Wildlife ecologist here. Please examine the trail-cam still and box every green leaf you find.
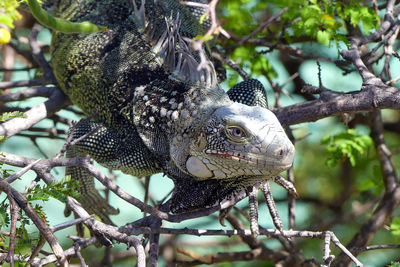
[317,30,331,46]
[0,15,14,29]
[349,9,360,26]
[0,111,26,122]
[27,192,50,202]
[391,217,400,236]
[14,225,37,255]
[231,46,253,62]
[25,179,81,205]
[227,72,239,88]
[0,0,22,29]
[388,261,400,267]
[357,178,376,192]
[193,34,214,42]
[0,203,10,228]
[33,204,48,224]
[251,55,276,77]
[304,17,318,29]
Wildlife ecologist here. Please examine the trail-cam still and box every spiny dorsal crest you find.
[131,0,217,86]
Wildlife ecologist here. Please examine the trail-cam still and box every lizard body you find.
[49,0,295,222]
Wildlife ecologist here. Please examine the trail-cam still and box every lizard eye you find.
[228,127,246,139]
[226,125,249,143]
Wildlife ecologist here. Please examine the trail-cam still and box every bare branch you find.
[5,159,41,184]
[49,215,95,232]
[6,196,18,267]
[274,86,400,127]
[0,78,51,90]
[29,23,57,83]
[0,87,70,138]
[32,237,98,266]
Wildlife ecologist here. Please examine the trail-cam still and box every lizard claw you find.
[218,206,233,227]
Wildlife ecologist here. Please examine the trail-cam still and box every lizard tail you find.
[66,147,119,225]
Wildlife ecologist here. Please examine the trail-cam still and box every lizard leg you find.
[66,146,119,225]
[66,119,161,224]
[261,181,283,231]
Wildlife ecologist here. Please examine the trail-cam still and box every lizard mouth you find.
[205,150,293,169]
[213,152,251,163]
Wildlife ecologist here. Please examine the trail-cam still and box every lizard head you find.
[182,102,295,180]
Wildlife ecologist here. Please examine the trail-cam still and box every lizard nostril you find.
[279,149,284,156]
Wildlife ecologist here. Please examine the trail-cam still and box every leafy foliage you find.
[219,0,277,85]
[3,217,40,257]
[271,0,379,45]
[0,179,81,258]
[0,210,39,258]
[0,0,21,29]
[0,180,81,228]
[1,0,105,45]
[220,0,378,47]
[220,0,267,36]
[0,203,10,228]
[0,111,26,122]
[0,157,13,179]
[0,0,21,43]
[218,0,379,87]
[321,129,374,167]
[26,179,81,203]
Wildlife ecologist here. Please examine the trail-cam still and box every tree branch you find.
[0,87,70,138]
[274,85,400,127]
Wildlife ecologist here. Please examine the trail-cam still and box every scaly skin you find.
[49,0,295,222]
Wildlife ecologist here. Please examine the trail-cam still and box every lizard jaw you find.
[185,156,213,179]
[207,150,294,169]
[185,145,294,180]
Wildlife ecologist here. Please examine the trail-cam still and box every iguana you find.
[47,0,295,224]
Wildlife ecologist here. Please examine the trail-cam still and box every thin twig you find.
[0,87,55,102]
[49,215,95,232]
[0,78,51,90]
[5,159,41,184]
[29,23,57,83]
[6,196,18,267]
[25,236,46,267]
